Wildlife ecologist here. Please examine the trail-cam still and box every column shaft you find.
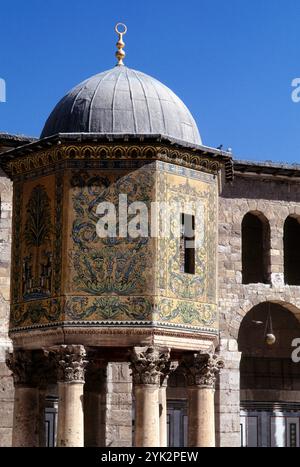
[159,385,167,447]
[50,344,87,448]
[7,349,47,447]
[57,382,84,447]
[134,384,160,447]
[38,388,47,447]
[12,386,39,447]
[180,352,224,448]
[188,386,215,447]
[130,346,170,448]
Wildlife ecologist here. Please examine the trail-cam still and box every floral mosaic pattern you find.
[11,298,62,327]
[64,296,153,322]
[70,167,155,296]
[156,164,217,303]
[156,298,217,327]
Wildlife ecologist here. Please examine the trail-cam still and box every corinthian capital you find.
[50,345,87,383]
[6,350,34,387]
[7,349,56,387]
[160,361,178,387]
[180,352,224,388]
[129,346,170,385]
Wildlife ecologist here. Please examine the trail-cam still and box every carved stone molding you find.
[10,323,219,339]
[180,352,224,388]
[129,346,170,386]
[49,344,88,383]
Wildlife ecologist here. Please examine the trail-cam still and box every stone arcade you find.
[0,25,300,447]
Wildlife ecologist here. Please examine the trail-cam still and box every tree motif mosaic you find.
[22,185,53,301]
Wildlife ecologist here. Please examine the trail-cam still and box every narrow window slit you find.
[180,213,195,275]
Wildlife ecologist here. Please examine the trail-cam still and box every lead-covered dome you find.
[41,66,202,145]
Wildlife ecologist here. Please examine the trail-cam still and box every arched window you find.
[238,302,300,447]
[284,216,300,285]
[242,212,270,284]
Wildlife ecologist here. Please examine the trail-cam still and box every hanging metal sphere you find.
[265,333,276,345]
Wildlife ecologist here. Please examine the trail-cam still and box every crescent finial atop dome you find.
[115,23,127,66]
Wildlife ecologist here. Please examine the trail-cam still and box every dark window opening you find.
[180,213,195,274]
[238,302,300,391]
[284,216,300,285]
[242,212,270,284]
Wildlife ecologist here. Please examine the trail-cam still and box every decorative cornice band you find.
[7,143,222,178]
[9,320,219,335]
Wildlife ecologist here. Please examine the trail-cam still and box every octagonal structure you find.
[1,134,232,351]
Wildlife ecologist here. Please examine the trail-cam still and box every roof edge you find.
[0,133,233,181]
[0,133,37,148]
[0,132,232,160]
[234,159,300,177]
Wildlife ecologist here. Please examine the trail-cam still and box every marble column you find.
[159,380,167,447]
[84,362,106,447]
[36,349,57,448]
[51,345,87,447]
[181,352,224,447]
[159,362,177,447]
[38,387,47,447]
[7,350,39,447]
[130,346,170,447]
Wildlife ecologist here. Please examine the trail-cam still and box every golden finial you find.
[115,23,127,66]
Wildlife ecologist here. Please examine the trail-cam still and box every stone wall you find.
[106,363,132,447]
[217,171,300,446]
[215,338,241,447]
[84,362,133,447]
[0,135,34,447]
[0,170,13,447]
[219,173,300,338]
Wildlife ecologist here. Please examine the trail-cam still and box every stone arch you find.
[284,215,300,285]
[241,211,270,284]
[238,301,300,354]
[228,299,300,340]
[238,301,300,447]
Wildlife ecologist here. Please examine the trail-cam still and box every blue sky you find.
[1,0,300,162]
